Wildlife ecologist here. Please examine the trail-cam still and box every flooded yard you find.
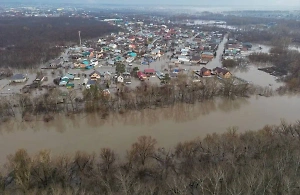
[230,65,283,89]
[0,95,300,163]
[203,37,283,89]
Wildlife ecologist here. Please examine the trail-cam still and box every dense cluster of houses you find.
[222,37,253,60]
[171,31,222,63]
[44,21,228,87]
[7,18,246,96]
[53,69,132,90]
[62,22,225,71]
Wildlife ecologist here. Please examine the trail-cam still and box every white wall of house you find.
[117,76,124,83]
[13,78,27,83]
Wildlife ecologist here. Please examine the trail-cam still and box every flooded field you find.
[0,95,300,163]
[230,65,283,89]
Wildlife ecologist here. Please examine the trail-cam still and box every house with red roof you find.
[144,69,156,77]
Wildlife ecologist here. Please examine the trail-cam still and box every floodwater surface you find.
[0,95,300,163]
[205,37,283,88]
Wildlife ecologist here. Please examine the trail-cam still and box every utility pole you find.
[78,31,81,47]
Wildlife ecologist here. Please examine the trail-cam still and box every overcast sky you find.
[7,0,300,9]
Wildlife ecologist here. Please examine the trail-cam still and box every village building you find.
[10,74,27,83]
[89,70,101,80]
[190,56,201,64]
[201,52,214,61]
[117,75,124,83]
[122,72,132,84]
[59,78,69,86]
[137,71,147,81]
[144,69,156,77]
[200,67,212,77]
[213,67,232,78]
[63,73,75,80]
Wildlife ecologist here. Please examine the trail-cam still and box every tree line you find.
[1,120,300,194]
[3,75,257,122]
[247,44,300,91]
[0,17,119,68]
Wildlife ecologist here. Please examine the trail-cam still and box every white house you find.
[117,75,124,83]
[109,44,117,49]
[178,56,190,62]
[126,57,135,63]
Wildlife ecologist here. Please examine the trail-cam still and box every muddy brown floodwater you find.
[0,95,300,164]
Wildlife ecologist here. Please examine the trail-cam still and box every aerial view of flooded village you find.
[1,0,300,193]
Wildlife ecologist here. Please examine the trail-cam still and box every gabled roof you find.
[200,67,211,72]
[144,69,155,73]
[213,67,230,74]
[90,70,101,76]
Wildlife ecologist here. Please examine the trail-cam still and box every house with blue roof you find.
[63,73,75,80]
[82,60,89,65]
[128,52,137,57]
[82,51,90,57]
[59,78,69,86]
[85,65,93,70]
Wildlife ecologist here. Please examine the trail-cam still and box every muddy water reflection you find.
[1,95,300,164]
[231,65,284,89]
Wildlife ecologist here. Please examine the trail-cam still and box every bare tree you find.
[127,136,157,166]
[6,149,32,193]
